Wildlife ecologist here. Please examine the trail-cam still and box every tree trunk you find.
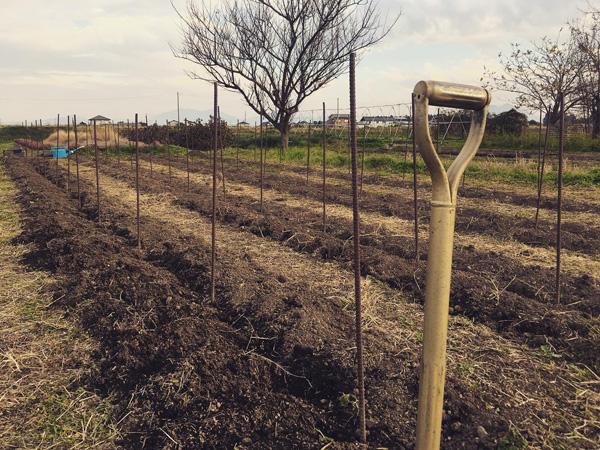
[592,95,600,138]
[279,124,290,154]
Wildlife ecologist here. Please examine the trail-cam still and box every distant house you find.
[239,121,250,127]
[89,115,111,126]
[168,120,182,127]
[327,114,350,127]
[358,116,403,128]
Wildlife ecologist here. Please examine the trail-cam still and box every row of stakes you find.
[23,60,491,449]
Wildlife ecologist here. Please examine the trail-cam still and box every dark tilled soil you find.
[190,150,600,214]
[6,155,599,449]
[154,153,600,257]
[106,155,600,370]
[7,157,368,449]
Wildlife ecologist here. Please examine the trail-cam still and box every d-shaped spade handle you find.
[413,80,490,205]
[413,81,490,450]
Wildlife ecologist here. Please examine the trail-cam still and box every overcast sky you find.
[0,0,590,124]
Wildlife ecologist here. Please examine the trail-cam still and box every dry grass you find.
[44,127,137,149]
[0,162,120,448]
[360,277,600,449]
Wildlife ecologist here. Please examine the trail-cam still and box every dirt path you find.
[0,160,119,448]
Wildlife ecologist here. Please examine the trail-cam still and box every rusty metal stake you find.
[360,125,366,193]
[260,114,264,213]
[67,115,71,193]
[322,102,326,233]
[535,113,551,230]
[116,122,120,166]
[218,107,225,195]
[128,119,133,170]
[536,108,542,189]
[211,82,218,303]
[306,121,312,184]
[349,52,366,445]
[166,120,171,184]
[412,96,419,260]
[176,122,180,163]
[556,92,564,303]
[184,119,190,191]
[56,114,60,175]
[104,123,108,162]
[74,115,81,209]
[94,120,101,224]
[135,114,141,249]
[436,108,440,153]
[40,119,45,175]
[413,81,490,450]
[403,112,410,182]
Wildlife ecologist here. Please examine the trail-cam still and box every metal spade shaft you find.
[413,81,490,450]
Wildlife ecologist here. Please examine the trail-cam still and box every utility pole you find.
[177,92,180,124]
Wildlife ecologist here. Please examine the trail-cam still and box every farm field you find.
[2,146,599,449]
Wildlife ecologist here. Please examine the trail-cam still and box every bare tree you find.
[485,31,584,229]
[173,0,398,152]
[571,5,600,137]
[484,31,583,126]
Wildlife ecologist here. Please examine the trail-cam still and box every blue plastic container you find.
[51,147,70,158]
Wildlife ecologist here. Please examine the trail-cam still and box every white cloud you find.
[0,0,593,122]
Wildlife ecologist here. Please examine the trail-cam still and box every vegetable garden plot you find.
[68,154,600,374]
[8,152,598,448]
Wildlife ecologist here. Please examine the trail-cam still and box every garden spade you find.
[413,81,490,450]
